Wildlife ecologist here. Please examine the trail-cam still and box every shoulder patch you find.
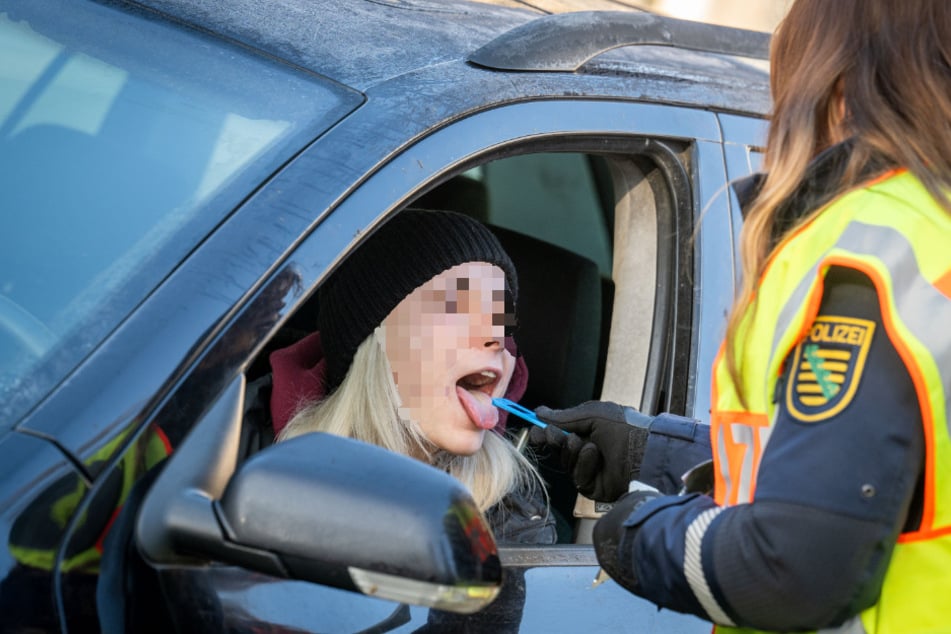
[785,315,876,423]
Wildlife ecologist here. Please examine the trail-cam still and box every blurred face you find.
[380,261,516,457]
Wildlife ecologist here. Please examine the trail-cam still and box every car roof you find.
[127,0,770,115]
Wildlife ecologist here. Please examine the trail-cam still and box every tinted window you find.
[0,1,360,427]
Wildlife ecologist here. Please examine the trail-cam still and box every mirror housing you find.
[219,433,502,612]
[137,377,501,614]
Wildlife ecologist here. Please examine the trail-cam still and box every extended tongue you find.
[456,386,499,430]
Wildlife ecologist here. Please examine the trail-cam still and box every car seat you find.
[484,226,606,541]
[488,225,603,411]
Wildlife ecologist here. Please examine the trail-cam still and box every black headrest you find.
[490,226,602,411]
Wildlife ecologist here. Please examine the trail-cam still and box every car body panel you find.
[132,0,769,109]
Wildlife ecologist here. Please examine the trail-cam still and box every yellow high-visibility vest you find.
[9,425,171,573]
[710,170,951,633]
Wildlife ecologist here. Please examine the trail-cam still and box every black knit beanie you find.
[318,209,518,390]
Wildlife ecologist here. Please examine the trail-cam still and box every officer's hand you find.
[591,481,661,593]
[528,401,652,502]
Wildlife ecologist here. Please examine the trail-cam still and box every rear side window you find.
[0,1,360,427]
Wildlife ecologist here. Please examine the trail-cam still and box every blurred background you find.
[637,0,789,32]
[480,0,792,32]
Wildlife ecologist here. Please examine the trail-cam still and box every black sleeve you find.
[704,267,925,629]
[639,413,713,494]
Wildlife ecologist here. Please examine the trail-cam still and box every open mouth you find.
[455,370,501,430]
[456,369,499,393]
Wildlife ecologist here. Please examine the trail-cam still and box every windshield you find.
[0,1,361,428]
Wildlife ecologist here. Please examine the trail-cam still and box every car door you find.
[85,97,735,633]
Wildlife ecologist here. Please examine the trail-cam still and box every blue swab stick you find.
[492,397,570,435]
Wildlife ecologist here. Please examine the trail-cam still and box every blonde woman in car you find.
[262,209,555,546]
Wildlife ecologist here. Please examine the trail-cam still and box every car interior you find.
[243,146,685,545]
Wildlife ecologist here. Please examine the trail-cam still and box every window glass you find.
[475,153,613,277]
[0,2,360,427]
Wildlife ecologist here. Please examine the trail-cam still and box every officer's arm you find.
[595,268,924,630]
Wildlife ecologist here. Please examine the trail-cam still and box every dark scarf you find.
[731,139,895,248]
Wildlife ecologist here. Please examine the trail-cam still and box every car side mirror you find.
[137,376,501,614]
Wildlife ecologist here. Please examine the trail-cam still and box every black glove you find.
[591,482,661,593]
[529,401,652,502]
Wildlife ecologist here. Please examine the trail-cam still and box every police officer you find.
[529,1,951,631]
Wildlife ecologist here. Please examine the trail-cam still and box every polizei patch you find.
[785,315,876,422]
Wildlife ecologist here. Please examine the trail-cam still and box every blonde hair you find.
[278,328,543,512]
[724,0,951,404]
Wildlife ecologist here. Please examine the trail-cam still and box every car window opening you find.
[244,149,677,552]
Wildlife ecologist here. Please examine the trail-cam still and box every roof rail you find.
[468,11,771,72]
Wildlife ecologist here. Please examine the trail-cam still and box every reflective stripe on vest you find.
[709,171,951,633]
